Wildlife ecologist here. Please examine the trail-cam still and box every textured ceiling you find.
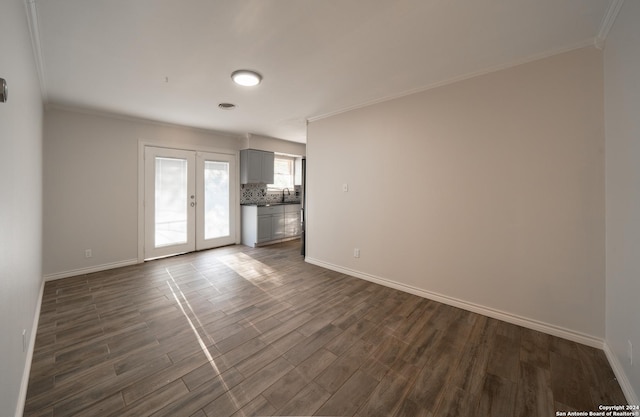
[31,0,614,142]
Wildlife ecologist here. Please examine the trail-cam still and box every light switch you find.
[342,183,349,192]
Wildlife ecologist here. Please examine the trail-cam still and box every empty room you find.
[1,0,639,416]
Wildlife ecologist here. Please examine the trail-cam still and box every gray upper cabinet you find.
[240,149,274,184]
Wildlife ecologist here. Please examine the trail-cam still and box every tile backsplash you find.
[241,183,301,205]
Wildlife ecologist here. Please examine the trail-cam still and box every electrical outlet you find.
[354,248,360,258]
[85,249,92,258]
[629,340,633,366]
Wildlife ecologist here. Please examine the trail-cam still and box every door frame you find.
[137,140,240,263]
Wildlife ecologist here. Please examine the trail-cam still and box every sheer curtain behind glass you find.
[204,161,230,239]
[155,157,188,247]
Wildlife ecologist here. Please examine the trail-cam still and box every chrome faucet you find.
[282,188,290,202]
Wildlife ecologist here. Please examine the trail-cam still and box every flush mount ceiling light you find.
[231,70,262,87]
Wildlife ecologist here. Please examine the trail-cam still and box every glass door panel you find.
[155,157,189,247]
[203,161,230,239]
[144,147,196,260]
[196,152,236,250]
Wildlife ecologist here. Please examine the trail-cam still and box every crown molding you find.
[46,103,246,140]
[23,0,48,103]
[595,0,625,49]
[308,39,595,123]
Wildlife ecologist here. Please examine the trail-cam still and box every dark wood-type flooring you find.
[25,240,627,416]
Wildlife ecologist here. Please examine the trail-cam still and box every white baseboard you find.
[604,342,639,406]
[15,279,44,417]
[43,259,139,281]
[18,255,636,415]
[305,257,604,349]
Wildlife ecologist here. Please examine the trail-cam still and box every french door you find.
[144,146,237,260]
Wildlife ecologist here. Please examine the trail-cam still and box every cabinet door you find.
[247,151,264,183]
[271,214,285,239]
[285,211,301,237]
[292,211,301,236]
[261,152,274,184]
[257,215,272,242]
[240,150,262,184]
[241,150,275,184]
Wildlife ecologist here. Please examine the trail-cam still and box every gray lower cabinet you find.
[285,205,301,236]
[242,204,301,247]
[271,213,286,240]
[257,214,272,242]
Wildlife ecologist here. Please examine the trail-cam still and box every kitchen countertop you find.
[241,201,301,207]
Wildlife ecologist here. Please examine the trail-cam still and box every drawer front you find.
[257,205,284,215]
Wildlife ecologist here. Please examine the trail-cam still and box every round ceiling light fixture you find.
[231,70,262,87]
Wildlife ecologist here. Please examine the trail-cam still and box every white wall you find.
[307,46,605,343]
[604,0,640,404]
[43,108,306,277]
[43,108,244,276]
[247,133,306,157]
[0,0,44,415]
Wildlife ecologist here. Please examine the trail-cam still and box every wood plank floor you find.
[25,241,627,416]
